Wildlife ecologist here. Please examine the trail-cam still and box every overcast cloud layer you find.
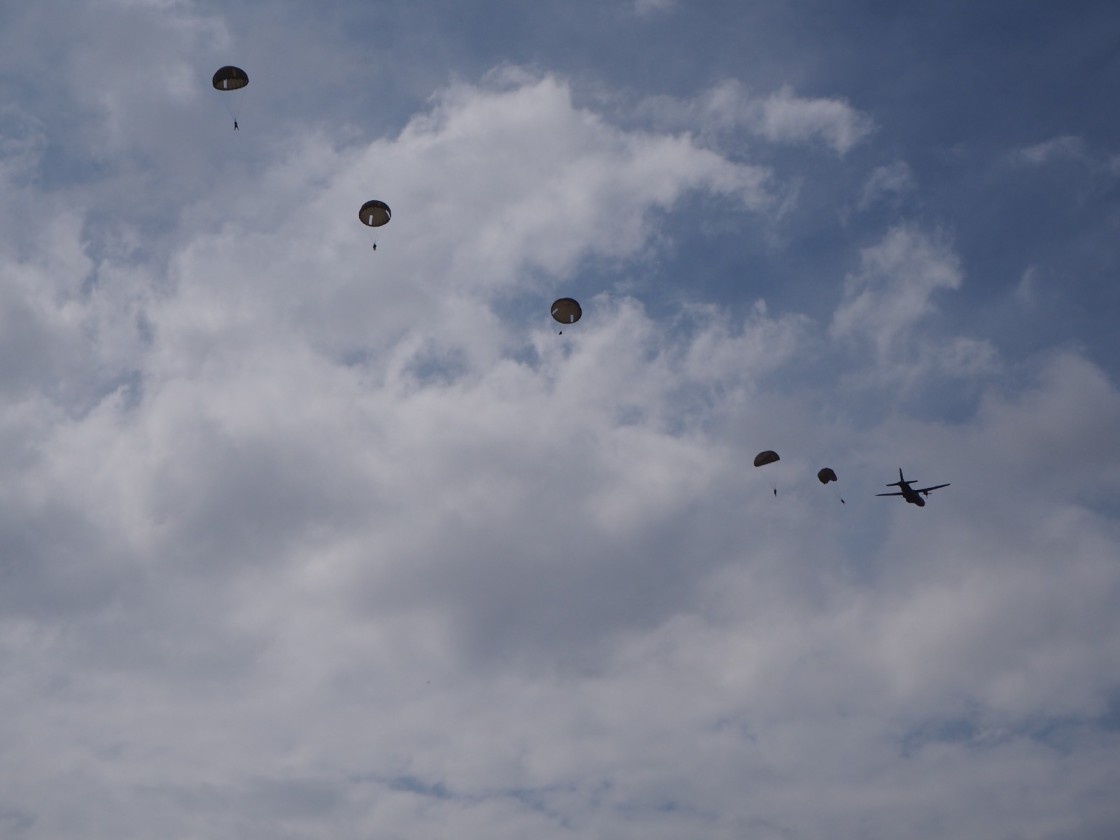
[2,2,1119,838]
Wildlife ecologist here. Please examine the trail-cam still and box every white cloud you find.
[638,80,875,155]
[831,225,960,352]
[1014,135,1086,165]
[828,225,999,390]
[632,0,677,14]
[833,227,999,398]
[858,160,915,209]
[1015,265,1039,307]
[751,85,875,154]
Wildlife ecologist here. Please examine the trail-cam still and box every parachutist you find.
[233,120,238,130]
[773,488,777,496]
[372,242,377,250]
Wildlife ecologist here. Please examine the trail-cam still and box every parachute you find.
[551,298,582,324]
[753,450,780,468]
[359,200,391,249]
[551,298,581,334]
[212,66,249,91]
[359,200,392,228]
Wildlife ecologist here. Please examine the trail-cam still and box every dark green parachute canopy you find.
[817,467,838,484]
[753,450,780,468]
[359,200,392,228]
[551,298,582,325]
[212,66,249,91]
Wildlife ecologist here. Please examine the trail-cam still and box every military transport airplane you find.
[876,469,950,507]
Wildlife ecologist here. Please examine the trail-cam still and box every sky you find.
[1,1,1119,838]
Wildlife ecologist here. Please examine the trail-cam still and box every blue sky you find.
[2,1,1119,838]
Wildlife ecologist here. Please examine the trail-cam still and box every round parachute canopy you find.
[753,450,780,468]
[212,66,249,91]
[359,200,392,228]
[551,298,582,325]
[817,467,838,484]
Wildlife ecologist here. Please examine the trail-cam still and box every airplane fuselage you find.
[900,486,926,506]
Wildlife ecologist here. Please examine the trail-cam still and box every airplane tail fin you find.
[885,469,909,487]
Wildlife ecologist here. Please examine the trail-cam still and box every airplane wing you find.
[916,483,950,494]
[875,491,904,497]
